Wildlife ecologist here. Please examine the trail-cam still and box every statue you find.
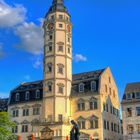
[70,120,80,140]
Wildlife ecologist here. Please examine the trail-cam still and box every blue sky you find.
[0,0,140,100]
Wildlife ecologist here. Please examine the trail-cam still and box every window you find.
[106,104,109,112]
[58,83,64,94]
[127,125,134,134]
[103,103,106,111]
[68,37,70,42]
[15,93,20,101]
[46,63,52,73]
[48,82,52,92]
[51,15,54,20]
[22,125,28,133]
[57,64,64,74]
[13,110,19,117]
[58,114,63,122]
[136,107,140,116]
[90,119,98,129]
[79,83,84,92]
[78,121,85,129]
[36,90,40,99]
[59,15,63,19]
[23,109,29,116]
[89,100,98,110]
[127,108,132,117]
[110,105,113,114]
[12,126,18,133]
[58,45,63,52]
[114,123,117,132]
[104,120,107,129]
[136,92,140,99]
[91,81,96,91]
[48,115,53,122]
[109,88,112,95]
[138,124,140,134]
[77,103,85,111]
[33,107,40,115]
[105,84,108,93]
[49,35,53,40]
[127,93,132,100]
[109,77,111,83]
[25,91,29,100]
[59,23,63,28]
[111,123,114,131]
[107,121,109,130]
[48,46,52,52]
[113,90,116,98]
[68,47,71,54]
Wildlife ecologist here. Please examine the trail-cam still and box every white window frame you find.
[79,83,84,92]
[91,81,96,91]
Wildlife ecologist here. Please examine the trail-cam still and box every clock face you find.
[67,24,71,32]
[47,23,54,30]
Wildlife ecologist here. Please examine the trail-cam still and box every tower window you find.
[68,37,70,42]
[59,15,63,20]
[57,64,64,74]
[58,84,64,94]
[58,114,63,122]
[58,46,63,52]
[105,84,108,93]
[48,46,52,52]
[68,47,71,54]
[51,15,54,20]
[47,82,52,92]
[49,35,53,40]
[46,63,52,73]
[59,23,63,28]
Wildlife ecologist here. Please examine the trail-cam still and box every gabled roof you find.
[72,69,105,82]
[125,82,140,93]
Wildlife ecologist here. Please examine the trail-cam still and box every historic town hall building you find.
[8,0,123,140]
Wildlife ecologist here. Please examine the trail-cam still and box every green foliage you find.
[0,112,17,140]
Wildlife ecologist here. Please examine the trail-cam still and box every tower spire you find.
[46,0,68,17]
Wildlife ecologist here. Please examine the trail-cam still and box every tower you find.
[43,0,72,138]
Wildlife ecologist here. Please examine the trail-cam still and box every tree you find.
[0,112,16,140]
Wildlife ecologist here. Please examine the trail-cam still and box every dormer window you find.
[16,93,20,101]
[136,92,140,99]
[25,91,29,100]
[127,93,132,100]
[79,83,84,92]
[91,81,96,91]
[36,90,40,99]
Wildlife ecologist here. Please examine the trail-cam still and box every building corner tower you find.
[43,0,72,138]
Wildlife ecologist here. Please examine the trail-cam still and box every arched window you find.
[57,83,64,94]
[77,98,85,111]
[89,98,98,110]
[91,81,96,91]
[15,93,20,101]
[77,116,86,129]
[89,115,98,129]
[25,91,29,100]
[47,82,52,92]
[36,90,40,99]
[79,83,84,92]
[57,64,64,74]
[46,63,52,73]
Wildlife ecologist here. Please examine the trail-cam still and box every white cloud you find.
[33,55,43,69]
[0,0,26,27]
[73,54,87,62]
[14,22,44,55]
